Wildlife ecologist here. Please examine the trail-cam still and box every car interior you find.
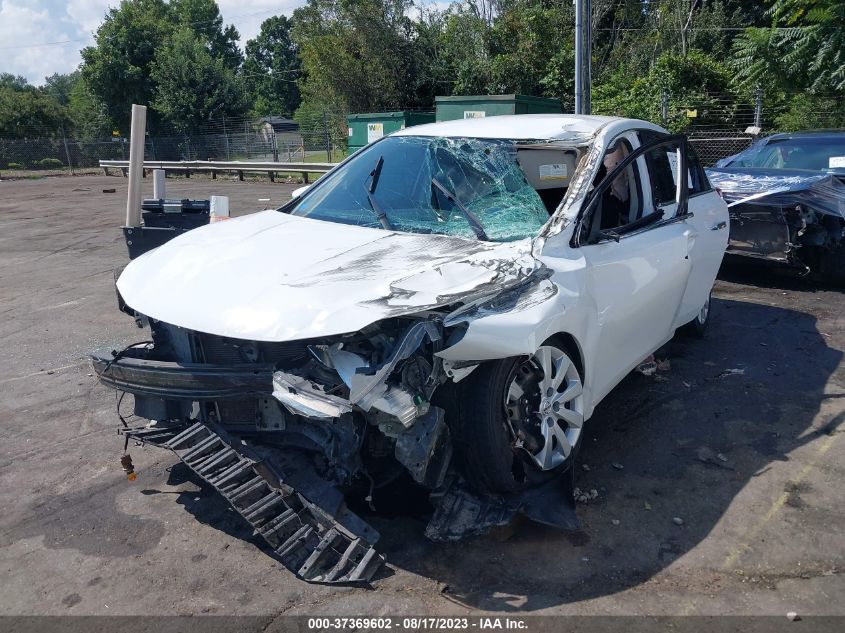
[515,146,581,214]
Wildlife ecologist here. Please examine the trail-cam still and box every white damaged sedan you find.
[94,114,728,583]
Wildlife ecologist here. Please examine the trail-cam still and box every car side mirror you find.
[291,185,310,199]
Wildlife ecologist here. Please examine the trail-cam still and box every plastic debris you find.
[581,463,591,471]
[719,368,745,378]
[611,462,624,470]
[787,612,800,622]
[611,519,620,526]
[636,355,658,376]
[672,516,684,526]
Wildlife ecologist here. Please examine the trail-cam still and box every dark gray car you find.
[707,130,845,282]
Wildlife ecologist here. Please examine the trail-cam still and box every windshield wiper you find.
[363,156,393,230]
[431,177,489,241]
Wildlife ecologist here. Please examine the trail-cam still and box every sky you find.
[0,0,306,85]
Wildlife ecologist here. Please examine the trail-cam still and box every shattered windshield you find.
[288,136,550,242]
[722,137,845,172]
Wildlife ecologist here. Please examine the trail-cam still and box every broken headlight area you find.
[94,315,455,483]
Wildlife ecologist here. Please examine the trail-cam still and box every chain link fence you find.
[0,110,347,173]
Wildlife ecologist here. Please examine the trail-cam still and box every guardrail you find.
[99,159,337,183]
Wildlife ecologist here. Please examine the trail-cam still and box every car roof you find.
[763,130,845,142]
[391,113,662,141]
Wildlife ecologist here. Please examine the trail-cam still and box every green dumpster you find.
[435,94,562,122]
[347,111,435,153]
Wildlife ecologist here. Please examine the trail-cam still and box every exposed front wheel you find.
[455,339,585,494]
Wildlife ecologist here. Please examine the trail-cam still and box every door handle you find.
[711,221,727,231]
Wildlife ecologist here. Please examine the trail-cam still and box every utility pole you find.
[574,0,592,114]
[584,0,592,114]
[574,0,582,114]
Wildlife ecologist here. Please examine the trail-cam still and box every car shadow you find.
[719,257,845,294]
[366,294,842,610]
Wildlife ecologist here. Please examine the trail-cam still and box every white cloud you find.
[0,0,92,84]
[65,0,115,34]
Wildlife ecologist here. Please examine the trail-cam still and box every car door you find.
[676,143,730,325]
[638,131,730,326]
[575,133,693,403]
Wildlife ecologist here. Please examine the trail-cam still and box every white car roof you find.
[391,113,658,141]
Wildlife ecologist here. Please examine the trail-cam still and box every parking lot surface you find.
[1,175,843,618]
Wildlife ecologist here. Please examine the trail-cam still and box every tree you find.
[770,0,845,90]
[81,0,243,133]
[593,50,738,131]
[244,16,301,116]
[0,78,68,139]
[487,1,572,101]
[292,0,416,113]
[151,27,246,133]
[81,0,173,133]
[172,0,243,70]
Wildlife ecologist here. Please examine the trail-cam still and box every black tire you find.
[451,339,584,495]
[681,290,711,339]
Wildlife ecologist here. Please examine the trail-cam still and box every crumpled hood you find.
[117,210,539,341]
[706,167,845,218]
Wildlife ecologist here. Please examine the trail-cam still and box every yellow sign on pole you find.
[686,109,698,118]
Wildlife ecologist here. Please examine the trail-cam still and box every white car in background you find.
[94,114,728,584]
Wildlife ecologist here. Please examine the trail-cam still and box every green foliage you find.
[0,76,68,139]
[292,0,416,113]
[7,162,23,169]
[81,0,173,133]
[244,16,301,116]
[770,0,845,90]
[171,0,242,70]
[38,158,64,168]
[594,50,738,132]
[150,28,246,133]
[772,93,845,131]
[81,0,244,133]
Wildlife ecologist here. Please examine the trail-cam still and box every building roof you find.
[258,116,299,132]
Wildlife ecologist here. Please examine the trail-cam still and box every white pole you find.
[125,104,147,227]
[153,169,166,200]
